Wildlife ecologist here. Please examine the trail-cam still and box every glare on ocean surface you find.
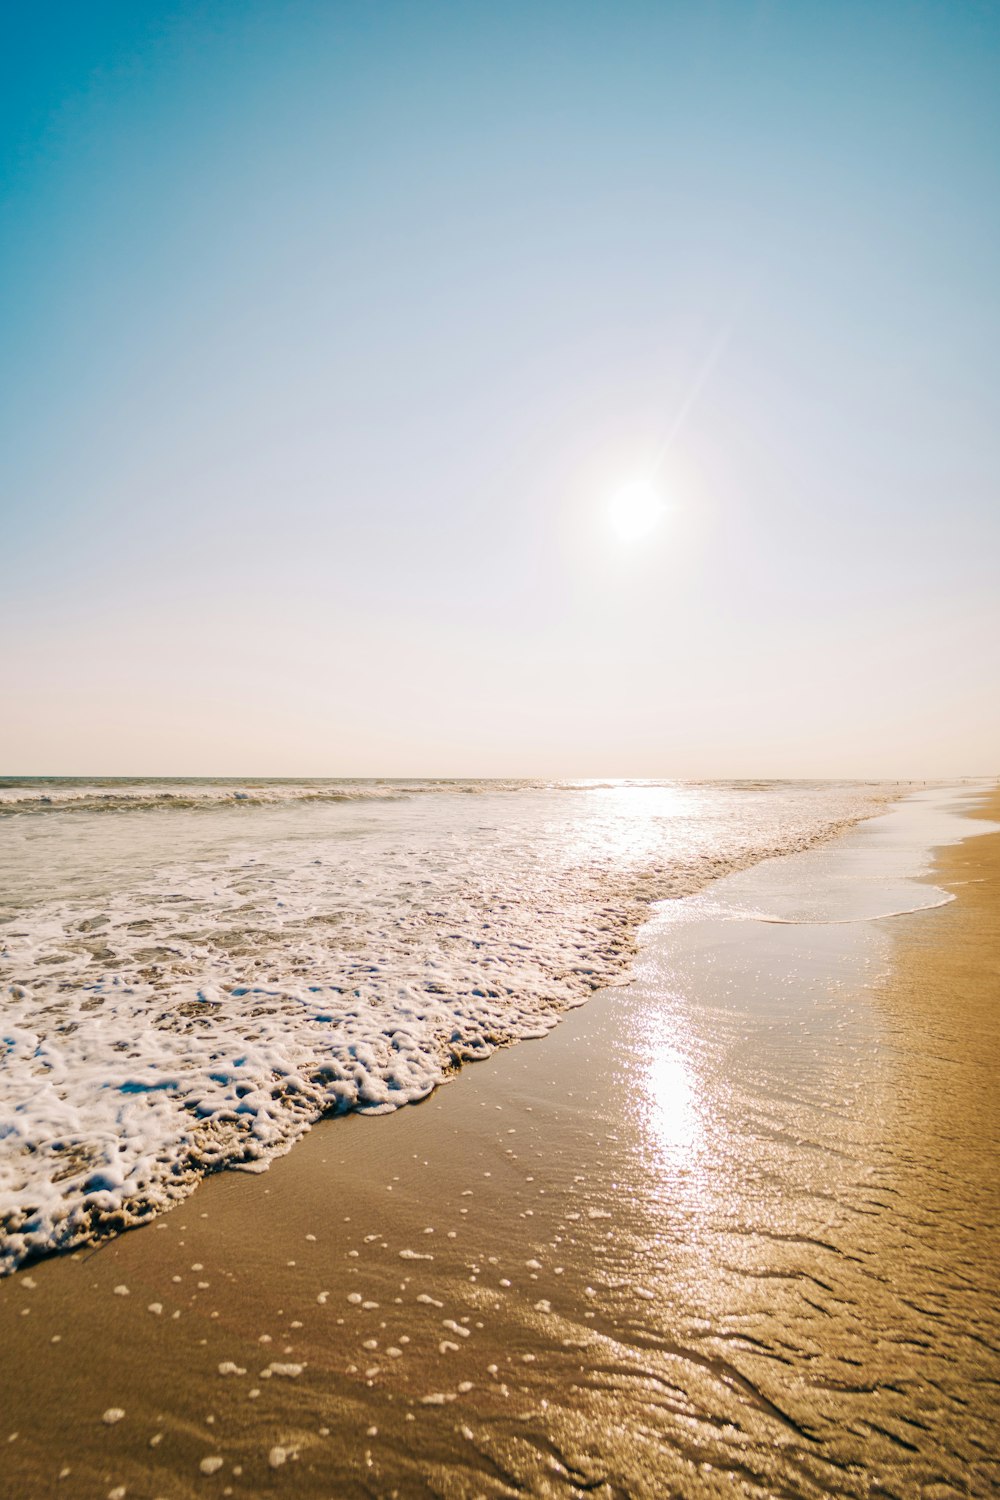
[608,481,665,542]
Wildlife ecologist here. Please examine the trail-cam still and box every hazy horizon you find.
[3,2,998,779]
[0,770,991,786]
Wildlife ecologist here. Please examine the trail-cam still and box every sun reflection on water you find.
[559,782,705,868]
[644,1040,700,1167]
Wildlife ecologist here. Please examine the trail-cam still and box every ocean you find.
[0,777,895,1271]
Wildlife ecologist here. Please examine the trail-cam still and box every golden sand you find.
[0,789,997,1498]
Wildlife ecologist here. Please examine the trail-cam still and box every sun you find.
[608,480,665,542]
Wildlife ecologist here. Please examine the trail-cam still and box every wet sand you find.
[1,786,997,1499]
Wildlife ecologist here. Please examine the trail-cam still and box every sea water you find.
[0,777,896,1270]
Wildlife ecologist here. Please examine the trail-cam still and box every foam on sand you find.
[1,779,895,1271]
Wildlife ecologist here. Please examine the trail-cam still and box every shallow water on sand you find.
[1,778,893,1271]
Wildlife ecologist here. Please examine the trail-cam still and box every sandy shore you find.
[1,785,997,1499]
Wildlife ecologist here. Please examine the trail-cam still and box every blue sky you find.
[2,1,998,775]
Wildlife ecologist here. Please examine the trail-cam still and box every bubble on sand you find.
[113,1286,129,1297]
[199,1457,224,1475]
[347,1293,362,1304]
[217,1362,246,1376]
[147,1303,163,1316]
[399,1249,433,1261]
[102,1408,125,1425]
[268,1447,288,1468]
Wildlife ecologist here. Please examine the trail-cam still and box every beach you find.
[1,783,997,1498]
[4,3,998,1495]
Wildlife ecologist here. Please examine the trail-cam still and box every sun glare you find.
[608,481,665,542]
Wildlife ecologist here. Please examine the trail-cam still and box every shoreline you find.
[2,780,900,1276]
[0,783,997,1498]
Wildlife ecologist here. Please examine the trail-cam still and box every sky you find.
[1,0,998,778]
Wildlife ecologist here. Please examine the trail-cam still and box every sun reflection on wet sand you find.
[643,1041,699,1166]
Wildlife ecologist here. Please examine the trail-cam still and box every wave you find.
[0,776,899,818]
[0,781,898,1272]
[0,778,555,816]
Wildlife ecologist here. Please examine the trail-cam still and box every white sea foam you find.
[0,776,613,817]
[0,778,896,1271]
